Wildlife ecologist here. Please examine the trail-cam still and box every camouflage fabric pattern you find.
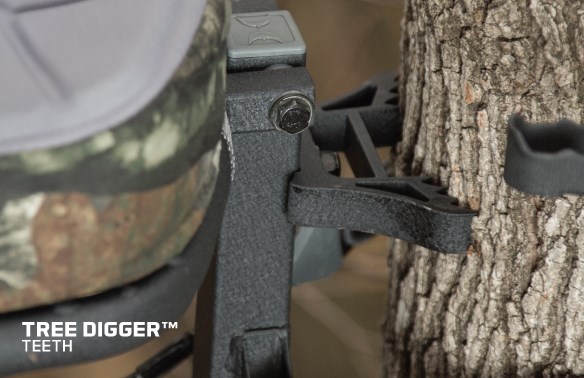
[0,0,229,200]
[0,0,230,313]
[0,144,220,312]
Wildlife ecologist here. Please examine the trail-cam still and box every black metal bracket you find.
[504,115,584,196]
[227,328,291,378]
[193,66,310,378]
[288,73,476,253]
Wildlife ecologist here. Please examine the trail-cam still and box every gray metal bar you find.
[292,227,343,285]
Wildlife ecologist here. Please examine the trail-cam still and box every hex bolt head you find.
[320,151,340,175]
[270,92,315,134]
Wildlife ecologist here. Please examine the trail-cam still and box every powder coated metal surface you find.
[504,115,584,196]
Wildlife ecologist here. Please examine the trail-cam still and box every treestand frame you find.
[0,1,478,377]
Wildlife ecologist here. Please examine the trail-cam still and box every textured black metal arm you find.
[288,73,476,254]
[311,72,402,151]
[504,115,584,196]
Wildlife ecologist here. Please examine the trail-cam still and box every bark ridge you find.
[384,1,584,376]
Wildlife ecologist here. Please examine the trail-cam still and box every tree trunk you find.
[384,1,584,376]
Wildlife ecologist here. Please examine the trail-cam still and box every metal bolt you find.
[320,151,340,175]
[270,92,315,134]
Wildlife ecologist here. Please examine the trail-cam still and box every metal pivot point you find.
[270,92,315,134]
[287,72,477,253]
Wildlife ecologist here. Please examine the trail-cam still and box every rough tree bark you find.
[383,1,584,376]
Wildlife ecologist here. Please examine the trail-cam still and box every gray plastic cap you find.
[227,10,305,59]
[0,0,207,155]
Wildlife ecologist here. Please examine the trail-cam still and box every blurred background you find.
[11,0,403,377]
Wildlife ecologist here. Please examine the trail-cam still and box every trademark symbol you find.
[161,322,178,330]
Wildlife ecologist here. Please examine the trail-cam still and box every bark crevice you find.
[384,1,584,376]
